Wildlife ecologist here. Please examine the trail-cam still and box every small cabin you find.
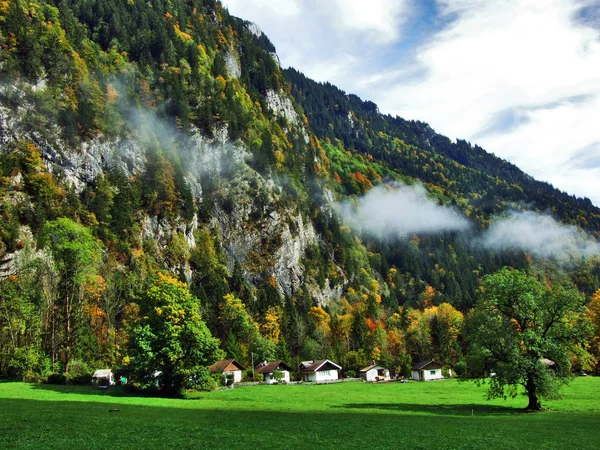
[411,360,444,381]
[92,369,115,386]
[299,359,341,382]
[359,363,390,382]
[255,361,292,384]
[208,359,245,383]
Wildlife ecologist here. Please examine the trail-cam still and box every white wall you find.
[423,368,443,380]
[315,369,338,382]
[364,367,390,382]
[265,371,290,384]
[412,368,443,381]
[304,369,338,382]
[226,370,242,383]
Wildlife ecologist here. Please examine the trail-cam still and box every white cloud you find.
[222,0,600,206]
[480,210,600,262]
[373,0,600,204]
[337,184,469,237]
[223,0,300,17]
[221,0,411,82]
[331,0,410,43]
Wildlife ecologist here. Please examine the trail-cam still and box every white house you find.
[92,369,115,385]
[299,360,341,382]
[359,363,390,382]
[209,359,245,383]
[411,360,444,381]
[255,361,292,384]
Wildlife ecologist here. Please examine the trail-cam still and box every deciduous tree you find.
[466,267,591,410]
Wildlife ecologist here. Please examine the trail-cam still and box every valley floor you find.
[0,378,598,449]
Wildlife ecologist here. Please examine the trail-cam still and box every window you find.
[377,369,385,376]
[322,370,330,376]
[430,370,437,375]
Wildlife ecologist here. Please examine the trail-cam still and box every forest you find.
[0,0,599,399]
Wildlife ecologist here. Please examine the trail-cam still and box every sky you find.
[221,0,600,207]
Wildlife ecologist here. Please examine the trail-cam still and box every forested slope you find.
[0,0,599,386]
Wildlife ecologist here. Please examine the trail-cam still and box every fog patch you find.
[480,210,600,261]
[337,184,469,238]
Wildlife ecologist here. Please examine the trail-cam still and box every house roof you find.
[208,359,245,373]
[359,363,386,373]
[299,359,342,373]
[540,358,556,367]
[92,369,112,378]
[412,360,443,371]
[255,361,293,375]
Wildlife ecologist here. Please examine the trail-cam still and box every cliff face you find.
[0,75,343,303]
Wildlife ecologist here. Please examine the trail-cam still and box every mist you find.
[337,184,469,238]
[480,210,600,261]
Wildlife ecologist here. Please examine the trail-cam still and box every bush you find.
[47,373,67,384]
[253,373,264,382]
[7,348,50,381]
[344,370,356,378]
[188,367,217,392]
[66,360,93,385]
[453,360,467,377]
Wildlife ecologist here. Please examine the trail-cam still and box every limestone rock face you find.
[265,90,300,127]
[225,51,241,79]
[0,82,344,305]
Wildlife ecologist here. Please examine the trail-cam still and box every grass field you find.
[1,377,599,449]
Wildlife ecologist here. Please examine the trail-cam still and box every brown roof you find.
[359,363,386,373]
[299,359,342,373]
[412,360,443,371]
[255,361,293,375]
[208,359,245,374]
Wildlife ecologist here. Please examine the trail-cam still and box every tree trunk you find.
[525,372,542,411]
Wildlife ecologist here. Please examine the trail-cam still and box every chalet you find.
[208,359,245,383]
[255,361,293,384]
[92,369,115,386]
[411,360,444,381]
[359,363,390,382]
[299,359,341,382]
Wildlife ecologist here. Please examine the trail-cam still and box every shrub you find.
[344,370,356,378]
[47,373,67,384]
[188,367,217,392]
[66,360,93,385]
[253,373,264,382]
[453,360,467,377]
[272,370,284,383]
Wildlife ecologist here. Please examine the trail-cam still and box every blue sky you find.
[222,0,600,206]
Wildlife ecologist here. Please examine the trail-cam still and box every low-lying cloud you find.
[480,210,600,261]
[337,184,469,237]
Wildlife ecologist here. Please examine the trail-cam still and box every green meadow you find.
[1,378,599,449]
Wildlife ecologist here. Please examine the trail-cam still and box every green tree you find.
[40,218,102,370]
[128,273,223,394]
[466,267,591,410]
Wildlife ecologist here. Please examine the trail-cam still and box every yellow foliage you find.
[260,306,282,343]
[173,23,193,42]
[106,83,118,105]
[309,306,331,335]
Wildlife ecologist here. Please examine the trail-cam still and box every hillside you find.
[0,0,599,382]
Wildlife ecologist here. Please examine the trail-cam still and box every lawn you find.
[1,377,599,449]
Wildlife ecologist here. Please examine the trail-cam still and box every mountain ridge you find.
[0,0,598,380]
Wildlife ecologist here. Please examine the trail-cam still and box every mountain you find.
[0,0,598,380]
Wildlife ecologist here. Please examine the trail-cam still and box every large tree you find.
[41,218,102,370]
[128,273,223,394]
[466,267,591,410]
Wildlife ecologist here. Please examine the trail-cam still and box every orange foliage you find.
[106,83,118,105]
[365,318,377,333]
